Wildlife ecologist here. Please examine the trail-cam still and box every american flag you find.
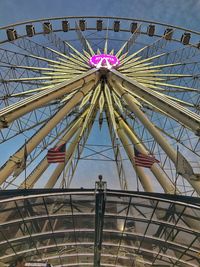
[47,143,66,163]
[134,147,159,168]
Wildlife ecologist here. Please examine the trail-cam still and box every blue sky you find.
[1,0,200,31]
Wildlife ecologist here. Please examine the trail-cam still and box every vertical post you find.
[136,174,139,192]
[62,159,66,189]
[94,175,107,267]
[174,146,179,195]
[24,139,27,190]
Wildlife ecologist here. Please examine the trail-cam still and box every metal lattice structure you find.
[0,189,199,266]
[0,16,200,266]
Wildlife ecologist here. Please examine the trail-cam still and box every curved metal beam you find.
[0,229,198,257]
[0,240,198,267]
[1,16,200,35]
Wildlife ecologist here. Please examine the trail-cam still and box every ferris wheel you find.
[0,16,200,195]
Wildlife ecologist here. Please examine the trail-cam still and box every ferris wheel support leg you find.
[115,112,200,252]
[106,114,129,190]
[110,69,200,135]
[116,126,154,192]
[64,109,98,188]
[109,75,200,195]
[44,128,82,188]
[0,78,98,186]
[0,69,98,128]
[19,111,87,189]
[115,111,176,194]
[108,77,177,162]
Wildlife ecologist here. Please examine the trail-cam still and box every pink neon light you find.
[89,54,120,69]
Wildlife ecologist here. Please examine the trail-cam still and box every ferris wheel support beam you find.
[109,76,200,195]
[108,77,177,162]
[110,70,200,135]
[115,111,176,194]
[0,69,97,128]
[19,110,87,189]
[64,87,101,188]
[115,125,154,192]
[45,128,82,188]
[106,110,128,190]
[0,74,99,185]
[114,112,199,264]
[65,108,98,188]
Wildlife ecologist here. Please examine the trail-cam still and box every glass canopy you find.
[0,188,199,267]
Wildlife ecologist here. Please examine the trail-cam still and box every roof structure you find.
[0,188,200,266]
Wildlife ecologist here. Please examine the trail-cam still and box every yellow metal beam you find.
[0,72,99,184]
[115,111,176,194]
[19,109,88,189]
[0,69,98,127]
[109,70,200,133]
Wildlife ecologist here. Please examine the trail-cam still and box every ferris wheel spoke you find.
[119,61,191,73]
[45,46,89,68]
[0,102,60,143]
[154,44,200,66]
[138,32,175,60]
[116,24,142,58]
[0,91,92,186]
[115,93,200,196]
[3,119,68,188]
[46,127,82,188]
[104,85,154,192]
[116,115,154,192]
[42,25,70,56]
[0,65,41,83]
[114,109,176,194]
[0,69,98,128]
[0,47,48,68]
[64,41,90,62]
[11,36,59,60]
[110,70,200,134]
[118,34,170,67]
[134,79,198,92]
[103,38,108,55]
[65,112,97,188]
[18,109,88,189]
[119,52,166,70]
[105,108,128,190]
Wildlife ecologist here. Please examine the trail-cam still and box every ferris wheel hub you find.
[89,54,120,70]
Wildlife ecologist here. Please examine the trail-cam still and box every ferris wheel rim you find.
[0,15,200,36]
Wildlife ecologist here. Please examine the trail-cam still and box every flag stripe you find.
[134,147,159,168]
[47,152,66,156]
[47,156,65,160]
[47,143,66,163]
